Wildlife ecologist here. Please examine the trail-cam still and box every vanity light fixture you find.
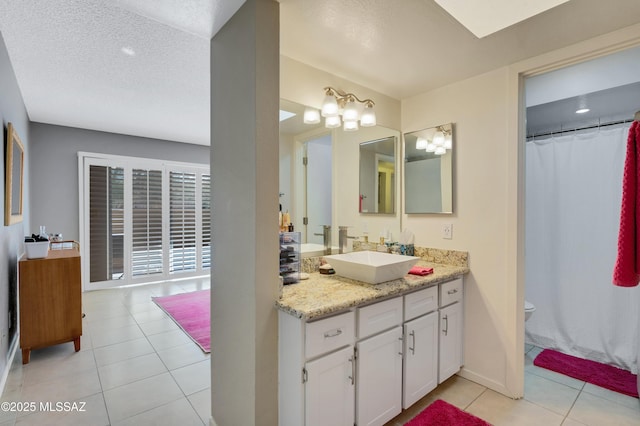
[304,87,377,131]
[421,125,453,155]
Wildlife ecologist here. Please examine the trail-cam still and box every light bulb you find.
[343,119,359,131]
[435,146,446,155]
[321,94,339,117]
[303,107,320,124]
[360,104,376,127]
[325,115,341,128]
[343,99,359,122]
[416,137,428,150]
[433,131,445,147]
[426,143,436,153]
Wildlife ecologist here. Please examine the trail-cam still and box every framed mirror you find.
[359,136,396,214]
[404,123,454,214]
[5,122,24,225]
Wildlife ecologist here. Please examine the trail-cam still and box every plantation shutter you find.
[131,169,163,277]
[201,174,211,270]
[170,171,197,273]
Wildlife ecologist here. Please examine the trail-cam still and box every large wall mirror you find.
[5,122,24,225]
[404,123,454,214]
[359,136,396,214]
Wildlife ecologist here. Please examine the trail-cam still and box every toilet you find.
[525,300,536,321]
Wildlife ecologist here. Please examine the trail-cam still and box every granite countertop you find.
[276,260,469,321]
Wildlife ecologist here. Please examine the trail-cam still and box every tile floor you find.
[1,277,639,425]
[0,277,211,426]
[386,345,640,426]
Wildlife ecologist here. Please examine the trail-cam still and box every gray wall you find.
[29,123,209,242]
[0,31,30,379]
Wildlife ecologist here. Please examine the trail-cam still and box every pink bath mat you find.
[405,399,491,426]
[153,289,210,353]
[534,349,638,398]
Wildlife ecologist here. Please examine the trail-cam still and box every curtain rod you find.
[526,117,634,140]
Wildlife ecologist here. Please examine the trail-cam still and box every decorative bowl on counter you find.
[324,251,420,284]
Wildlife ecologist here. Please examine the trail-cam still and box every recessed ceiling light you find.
[575,108,590,114]
[121,46,136,57]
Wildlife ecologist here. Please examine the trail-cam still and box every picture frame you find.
[5,122,24,225]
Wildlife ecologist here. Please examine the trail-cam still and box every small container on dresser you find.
[280,232,301,285]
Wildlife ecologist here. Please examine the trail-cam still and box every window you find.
[81,153,210,289]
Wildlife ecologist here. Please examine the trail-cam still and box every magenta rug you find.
[534,349,638,398]
[405,400,491,426]
[152,290,210,353]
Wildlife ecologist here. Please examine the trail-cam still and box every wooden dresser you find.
[19,248,82,364]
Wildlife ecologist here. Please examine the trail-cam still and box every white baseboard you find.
[457,367,521,399]
[0,335,19,397]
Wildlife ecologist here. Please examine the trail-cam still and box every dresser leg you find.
[73,337,81,352]
[22,348,30,365]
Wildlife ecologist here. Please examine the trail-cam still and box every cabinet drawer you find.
[404,286,438,321]
[357,297,403,339]
[439,278,463,307]
[306,311,355,359]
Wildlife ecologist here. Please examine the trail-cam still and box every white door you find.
[305,136,332,244]
[403,312,438,408]
[305,346,355,426]
[356,326,403,426]
[439,302,462,383]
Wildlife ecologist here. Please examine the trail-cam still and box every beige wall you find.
[402,23,640,398]
[403,67,514,394]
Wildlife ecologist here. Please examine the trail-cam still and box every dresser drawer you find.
[439,278,463,307]
[357,296,403,339]
[305,311,355,359]
[404,286,438,321]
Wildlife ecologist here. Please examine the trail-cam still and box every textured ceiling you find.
[0,0,640,145]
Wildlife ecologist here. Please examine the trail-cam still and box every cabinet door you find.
[305,346,355,426]
[356,326,403,426]
[439,302,463,383]
[403,312,438,408]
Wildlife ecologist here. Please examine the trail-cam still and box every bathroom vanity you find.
[276,258,468,426]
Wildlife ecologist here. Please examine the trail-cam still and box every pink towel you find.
[613,121,640,287]
[409,266,433,276]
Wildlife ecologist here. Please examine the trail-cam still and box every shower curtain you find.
[526,124,640,373]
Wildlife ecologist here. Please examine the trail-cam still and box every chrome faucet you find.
[314,225,332,255]
[338,226,357,254]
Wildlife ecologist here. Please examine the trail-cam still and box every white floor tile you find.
[138,318,179,336]
[467,389,565,426]
[19,369,102,410]
[524,372,580,416]
[146,329,193,352]
[22,349,96,387]
[93,337,155,367]
[112,397,204,426]
[91,324,145,349]
[187,388,211,424]
[157,342,209,371]
[14,392,109,426]
[103,372,183,423]
[170,360,210,396]
[581,383,640,411]
[567,390,640,426]
[98,353,167,391]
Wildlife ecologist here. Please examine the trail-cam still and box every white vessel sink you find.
[324,251,420,284]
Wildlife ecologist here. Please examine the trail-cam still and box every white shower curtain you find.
[526,124,640,373]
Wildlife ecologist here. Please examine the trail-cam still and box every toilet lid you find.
[525,301,535,311]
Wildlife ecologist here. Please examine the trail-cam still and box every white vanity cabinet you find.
[402,285,439,408]
[278,276,464,426]
[279,310,355,426]
[356,297,404,426]
[438,277,464,383]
